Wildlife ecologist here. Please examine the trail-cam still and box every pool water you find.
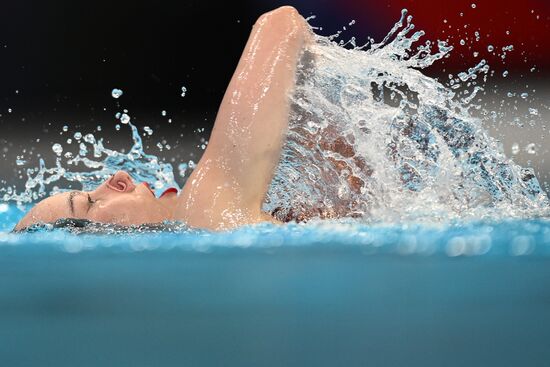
[1,8,550,366]
[1,204,550,367]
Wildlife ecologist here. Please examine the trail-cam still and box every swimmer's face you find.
[14,171,176,231]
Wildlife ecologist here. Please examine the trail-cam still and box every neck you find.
[159,192,179,220]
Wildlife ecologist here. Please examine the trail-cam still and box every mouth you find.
[142,182,156,198]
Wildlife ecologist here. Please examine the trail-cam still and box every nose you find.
[106,171,136,192]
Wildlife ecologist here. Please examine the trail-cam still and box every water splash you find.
[2,9,549,224]
[2,122,179,207]
[264,10,549,222]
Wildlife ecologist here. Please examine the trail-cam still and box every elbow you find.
[255,6,302,29]
[254,6,310,40]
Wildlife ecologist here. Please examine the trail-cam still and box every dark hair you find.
[13,218,187,234]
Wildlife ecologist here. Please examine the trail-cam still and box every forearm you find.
[206,6,311,203]
[176,7,312,229]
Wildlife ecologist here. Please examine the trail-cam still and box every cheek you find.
[89,199,137,224]
[88,197,160,225]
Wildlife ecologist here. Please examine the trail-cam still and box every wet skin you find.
[15,6,312,231]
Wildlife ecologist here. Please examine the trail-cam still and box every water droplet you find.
[511,143,520,155]
[7,108,12,113]
[111,88,123,99]
[79,143,87,156]
[180,86,187,97]
[66,138,72,144]
[529,107,539,116]
[502,70,509,77]
[460,39,466,46]
[473,51,479,57]
[84,134,95,144]
[525,143,536,154]
[144,126,153,135]
[62,125,68,132]
[487,45,494,52]
[471,3,476,8]
[120,113,131,124]
[115,124,121,131]
[161,110,167,116]
[74,132,82,140]
[52,144,63,156]
[520,92,529,99]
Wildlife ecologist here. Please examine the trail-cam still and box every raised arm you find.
[175,6,312,229]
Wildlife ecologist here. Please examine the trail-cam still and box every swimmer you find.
[15,6,313,231]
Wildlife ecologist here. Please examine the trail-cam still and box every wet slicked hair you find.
[12,218,187,234]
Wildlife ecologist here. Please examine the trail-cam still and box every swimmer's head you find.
[14,170,177,232]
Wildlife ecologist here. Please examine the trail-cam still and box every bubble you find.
[181,86,187,97]
[120,113,131,124]
[111,88,123,99]
[487,45,494,52]
[52,143,63,156]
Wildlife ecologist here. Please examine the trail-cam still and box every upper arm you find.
[175,6,311,229]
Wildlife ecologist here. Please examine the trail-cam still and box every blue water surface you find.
[1,203,550,367]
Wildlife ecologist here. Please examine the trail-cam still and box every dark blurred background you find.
[0,0,549,190]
